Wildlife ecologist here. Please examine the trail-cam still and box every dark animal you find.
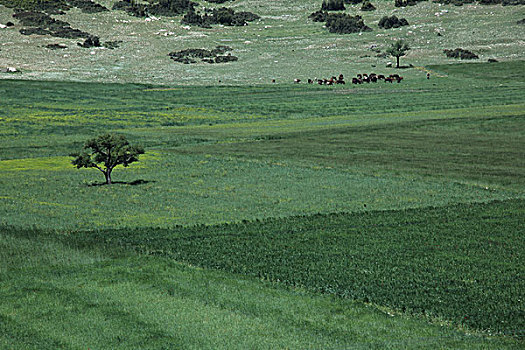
[294,78,301,83]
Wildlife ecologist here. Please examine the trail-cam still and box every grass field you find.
[1,59,524,347]
[1,0,525,347]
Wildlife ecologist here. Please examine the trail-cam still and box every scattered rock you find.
[1,67,18,73]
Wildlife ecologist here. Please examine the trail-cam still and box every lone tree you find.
[386,39,410,68]
[71,133,145,185]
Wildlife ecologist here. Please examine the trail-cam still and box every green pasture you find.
[18,199,522,334]
[2,226,519,349]
[0,59,524,346]
[1,61,524,229]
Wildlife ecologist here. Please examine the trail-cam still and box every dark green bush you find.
[434,0,524,4]
[394,0,424,7]
[77,35,100,48]
[443,48,479,59]
[378,15,409,29]
[182,7,259,27]
[13,10,90,38]
[0,0,108,14]
[326,13,371,33]
[361,1,376,10]
[321,0,346,10]
[168,46,237,64]
[309,10,329,22]
[113,0,196,17]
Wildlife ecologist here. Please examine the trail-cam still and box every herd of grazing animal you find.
[278,73,405,85]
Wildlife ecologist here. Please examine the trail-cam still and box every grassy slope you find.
[3,227,519,349]
[0,1,524,85]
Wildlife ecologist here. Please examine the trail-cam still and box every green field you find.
[1,0,525,348]
[1,59,524,348]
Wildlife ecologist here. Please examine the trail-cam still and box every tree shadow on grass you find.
[85,179,154,187]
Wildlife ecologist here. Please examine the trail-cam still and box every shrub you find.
[321,0,346,10]
[443,48,479,59]
[45,43,67,49]
[0,0,69,14]
[215,54,238,63]
[77,35,101,48]
[309,10,329,22]
[168,46,237,64]
[182,7,259,27]
[0,0,108,14]
[394,0,424,6]
[361,1,376,10]
[325,13,372,33]
[67,0,108,13]
[113,0,197,17]
[434,0,524,4]
[518,18,525,25]
[13,10,90,38]
[378,15,409,29]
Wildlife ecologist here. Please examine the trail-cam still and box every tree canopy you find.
[386,39,410,68]
[71,133,145,184]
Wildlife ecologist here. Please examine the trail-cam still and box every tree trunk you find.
[105,170,112,185]
[396,56,400,68]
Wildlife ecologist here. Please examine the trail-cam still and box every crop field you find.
[1,0,525,348]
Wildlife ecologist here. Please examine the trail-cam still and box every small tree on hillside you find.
[71,133,145,185]
[386,39,410,68]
